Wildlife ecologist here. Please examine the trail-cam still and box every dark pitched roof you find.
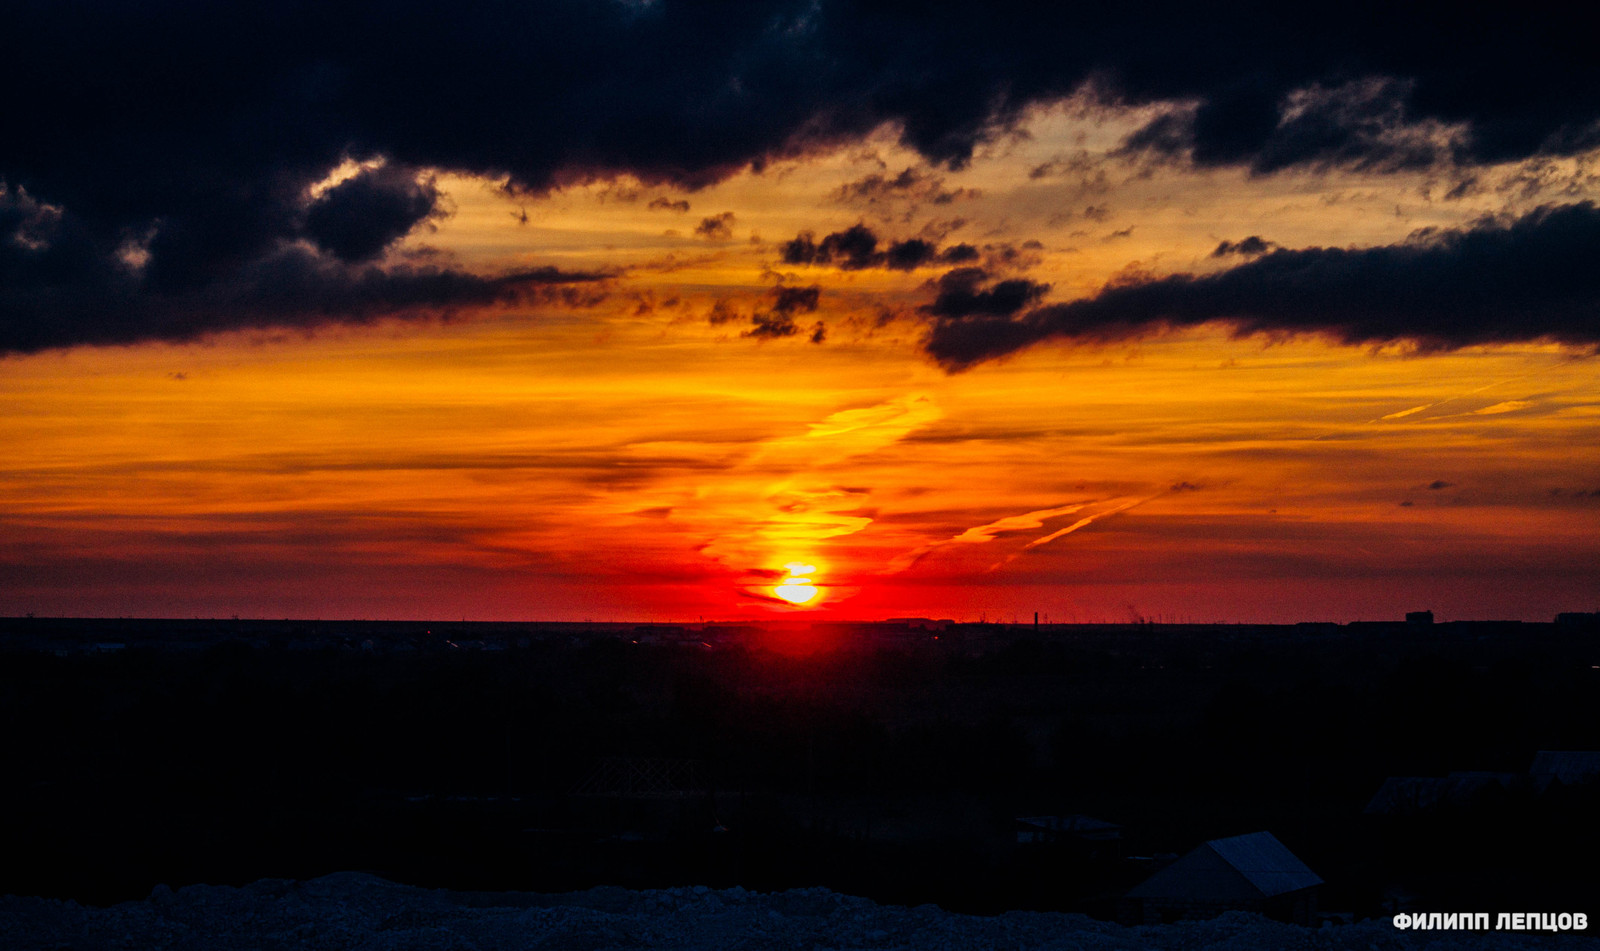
[1209,832,1324,896]
[1127,831,1321,901]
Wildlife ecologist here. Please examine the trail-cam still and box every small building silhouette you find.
[1363,771,1519,815]
[1529,750,1600,790]
[1121,831,1321,924]
[1014,814,1122,846]
[1555,611,1599,631]
[1014,814,1123,859]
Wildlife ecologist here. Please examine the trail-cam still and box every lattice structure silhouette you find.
[570,757,708,798]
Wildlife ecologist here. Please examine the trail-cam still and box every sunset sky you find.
[4,2,1599,622]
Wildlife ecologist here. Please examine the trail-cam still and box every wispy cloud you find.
[949,502,1094,543]
[1369,375,1528,424]
[1023,494,1157,549]
[1471,400,1535,415]
[886,495,1165,574]
[1379,404,1433,421]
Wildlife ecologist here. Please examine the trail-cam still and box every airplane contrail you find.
[1024,494,1156,549]
[1364,374,1530,425]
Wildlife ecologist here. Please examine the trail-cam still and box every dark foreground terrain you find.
[2,615,1598,928]
[0,872,1579,951]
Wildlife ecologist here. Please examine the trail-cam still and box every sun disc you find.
[774,579,817,604]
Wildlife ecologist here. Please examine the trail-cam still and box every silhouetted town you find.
[8,609,1599,657]
[2,611,1597,928]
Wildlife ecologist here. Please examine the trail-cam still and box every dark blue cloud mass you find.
[925,203,1600,370]
[4,1,1599,352]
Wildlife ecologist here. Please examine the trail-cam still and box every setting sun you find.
[773,563,819,605]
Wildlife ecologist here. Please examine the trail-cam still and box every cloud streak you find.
[1023,495,1155,549]
[886,499,1099,573]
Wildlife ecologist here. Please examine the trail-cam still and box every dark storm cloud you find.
[5,1,1600,351]
[924,268,1050,320]
[744,313,799,339]
[884,239,938,270]
[835,167,927,203]
[694,211,737,240]
[0,186,607,352]
[1124,77,1474,173]
[832,167,980,207]
[925,203,1600,370]
[780,224,979,271]
[743,284,824,340]
[1212,236,1278,258]
[771,285,821,315]
[781,225,878,269]
[0,171,607,352]
[303,166,443,263]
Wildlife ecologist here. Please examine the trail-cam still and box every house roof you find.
[1208,832,1324,896]
[1127,831,1321,901]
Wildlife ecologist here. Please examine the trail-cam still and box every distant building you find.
[1293,622,1339,635]
[1122,831,1322,925]
[570,757,708,798]
[1555,612,1600,631]
[885,618,951,631]
[1529,750,1600,790]
[1014,814,1122,856]
[1015,814,1121,844]
[1406,611,1434,625]
[1363,772,1518,815]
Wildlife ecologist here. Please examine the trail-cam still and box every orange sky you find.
[4,110,1599,622]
